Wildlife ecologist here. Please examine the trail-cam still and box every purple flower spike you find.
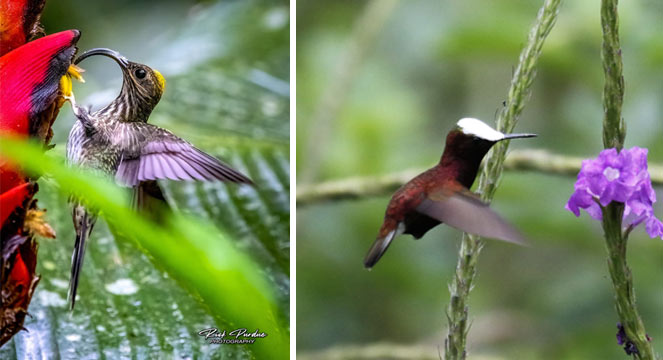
[566,147,663,239]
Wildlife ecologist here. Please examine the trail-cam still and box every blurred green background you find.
[297,1,662,359]
[1,0,289,359]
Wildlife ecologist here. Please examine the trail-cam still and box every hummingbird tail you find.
[69,205,96,310]
[132,180,171,223]
[364,227,400,269]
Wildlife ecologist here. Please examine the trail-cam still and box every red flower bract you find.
[0,164,25,194]
[1,0,80,345]
[0,29,79,215]
[0,182,31,225]
[0,29,80,138]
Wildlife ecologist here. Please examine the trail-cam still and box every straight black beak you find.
[501,133,537,140]
[75,48,128,69]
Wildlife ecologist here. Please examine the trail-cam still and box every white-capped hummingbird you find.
[66,48,252,309]
[364,118,536,268]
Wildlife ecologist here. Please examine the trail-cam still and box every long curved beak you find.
[501,133,537,140]
[75,48,128,69]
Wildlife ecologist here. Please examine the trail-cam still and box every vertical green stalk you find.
[600,0,625,151]
[602,204,655,359]
[600,0,655,358]
[444,1,561,358]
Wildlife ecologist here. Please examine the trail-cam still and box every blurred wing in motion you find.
[416,190,527,245]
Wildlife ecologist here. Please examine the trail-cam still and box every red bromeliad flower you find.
[1,0,81,345]
[0,30,82,140]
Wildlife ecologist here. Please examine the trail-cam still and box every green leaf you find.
[0,134,288,359]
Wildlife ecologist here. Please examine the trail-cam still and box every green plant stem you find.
[602,204,655,359]
[599,0,655,358]
[444,0,561,358]
[600,0,625,150]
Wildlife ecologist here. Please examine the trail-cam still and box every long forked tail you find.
[69,204,96,310]
[363,228,400,269]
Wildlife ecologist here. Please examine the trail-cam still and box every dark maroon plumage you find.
[364,122,535,268]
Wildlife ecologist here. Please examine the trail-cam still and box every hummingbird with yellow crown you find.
[364,118,536,268]
[66,48,252,309]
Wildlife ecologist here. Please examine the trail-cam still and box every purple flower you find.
[616,322,652,356]
[616,322,639,355]
[566,147,663,239]
[616,323,626,346]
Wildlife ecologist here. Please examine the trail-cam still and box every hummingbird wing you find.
[415,189,527,245]
[115,124,253,187]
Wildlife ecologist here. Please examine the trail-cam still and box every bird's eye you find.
[135,68,147,79]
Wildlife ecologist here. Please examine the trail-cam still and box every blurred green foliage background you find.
[297,1,662,359]
[1,0,289,359]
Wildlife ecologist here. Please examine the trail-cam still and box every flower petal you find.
[0,166,25,194]
[585,202,603,221]
[0,182,32,226]
[566,190,603,220]
[645,216,663,239]
[8,252,31,289]
[626,197,649,217]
